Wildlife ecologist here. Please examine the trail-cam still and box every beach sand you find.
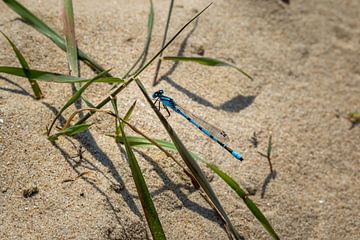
[1,0,359,239]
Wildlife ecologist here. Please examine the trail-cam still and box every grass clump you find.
[0,0,279,239]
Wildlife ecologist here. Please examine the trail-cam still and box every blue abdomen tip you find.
[232,151,243,161]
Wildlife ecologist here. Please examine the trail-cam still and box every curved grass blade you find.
[205,162,280,240]
[135,78,242,240]
[152,0,174,85]
[123,0,154,79]
[120,126,166,240]
[0,66,122,83]
[0,31,43,99]
[47,69,111,135]
[48,123,91,142]
[74,3,213,126]
[110,135,201,160]
[3,0,110,76]
[163,56,253,80]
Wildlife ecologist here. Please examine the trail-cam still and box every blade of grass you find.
[152,0,174,85]
[63,0,95,108]
[122,0,154,79]
[110,135,201,160]
[0,66,122,83]
[63,0,79,77]
[1,31,43,99]
[48,123,91,142]
[3,0,110,76]
[109,99,136,137]
[205,162,280,240]
[135,78,242,240]
[120,125,166,240]
[110,97,121,137]
[47,69,111,135]
[163,56,253,80]
[74,3,213,126]
[121,100,137,128]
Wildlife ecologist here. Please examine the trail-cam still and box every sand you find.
[0,0,359,239]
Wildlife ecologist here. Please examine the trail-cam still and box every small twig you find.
[62,171,94,183]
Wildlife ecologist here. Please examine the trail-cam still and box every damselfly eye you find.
[152,90,164,98]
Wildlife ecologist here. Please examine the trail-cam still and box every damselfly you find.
[152,90,243,161]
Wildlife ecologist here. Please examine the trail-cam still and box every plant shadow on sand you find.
[47,98,230,226]
[156,18,256,113]
[0,72,233,229]
[0,76,36,99]
[52,129,230,227]
[261,170,277,199]
[136,150,228,224]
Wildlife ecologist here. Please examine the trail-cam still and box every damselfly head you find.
[152,90,164,98]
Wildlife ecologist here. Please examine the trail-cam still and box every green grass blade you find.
[3,0,110,76]
[47,69,112,135]
[152,0,174,85]
[63,0,79,77]
[205,162,280,240]
[120,127,166,240]
[57,69,110,113]
[63,0,95,108]
[109,135,201,160]
[0,66,123,83]
[163,56,253,80]
[110,98,121,137]
[48,123,91,142]
[122,100,137,128]
[1,31,43,98]
[110,99,137,137]
[123,0,154,79]
[114,135,174,148]
[135,78,242,239]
